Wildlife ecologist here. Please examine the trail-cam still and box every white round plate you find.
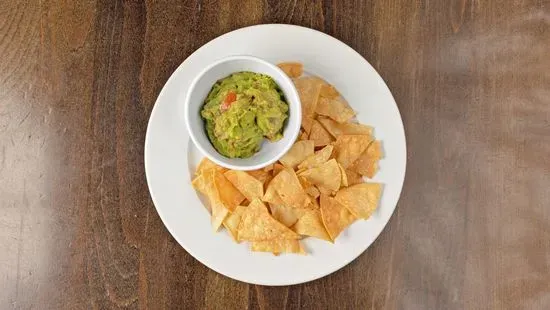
[145,24,406,286]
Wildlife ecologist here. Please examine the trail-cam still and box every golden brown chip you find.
[279,140,314,169]
[319,83,340,98]
[333,135,373,168]
[271,168,311,208]
[269,204,305,228]
[292,209,331,241]
[294,77,323,133]
[251,239,306,255]
[305,186,320,199]
[334,183,382,219]
[309,119,334,147]
[273,163,285,176]
[263,164,274,172]
[298,130,309,141]
[224,170,264,202]
[350,140,383,178]
[338,163,348,187]
[320,194,357,241]
[316,185,334,196]
[316,97,356,123]
[191,173,210,196]
[262,182,285,205]
[298,159,341,191]
[246,169,270,185]
[346,169,363,186]
[196,158,227,176]
[318,116,373,138]
[238,199,300,241]
[298,145,334,170]
[277,62,304,78]
[203,170,230,231]
[223,205,247,242]
[214,170,246,212]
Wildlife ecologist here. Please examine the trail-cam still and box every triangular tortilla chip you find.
[334,183,382,219]
[279,140,314,169]
[237,199,299,241]
[345,169,363,186]
[223,206,247,242]
[309,120,334,147]
[320,194,357,241]
[333,135,373,168]
[298,159,341,191]
[273,163,285,176]
[269,204,305,227]
[251,239,306,255]
[271,168,311,208]
[292,209,331,241]
[203,170,230,231]
[277,62,303,78]
[293,77,323,133]
[214,171,245,212]
[298,145,333,170]
[224,170,264,201]
[338,163,348,187]
[262,183,285,205]
[318,116,373,138]
[350,140,383,178]
[319,83,340,99]
[196,158,226,176]
[316,97,356,123]
[246,169,270,185]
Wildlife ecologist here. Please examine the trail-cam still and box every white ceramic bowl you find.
[184,55,301,171]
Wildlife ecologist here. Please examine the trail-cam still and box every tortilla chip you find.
[262,182,285,205]
[298,159,341,191]
[264,164,274,172]
[298,130,309,141]
[351,140,383,178]
[203,170,230,231]
[320,194,357,241]
[309,120,334,147]
[338,163,348,187]
[298,145,333,170]
[319,83,340,98]
[214,171,246,212]
[237,199,300,241]
[345,169,363,186]
[191,173,210,196]
[246,169,270,185]
[251,239,305,255]
[279,140,314,169]
[269,204,305,227]
[318,116,373,138]
[335,183,382,219]
[223,206,247,242]
[305,186,320,199]
[294,77,323,133]
[270,168,310,208]
[196,158,226,176]
[292,209,331,241]
[316,97,356,123]
[277,62,303,78]
[224,170,264,201]
[333,135,373,168]
[273,163,285,176]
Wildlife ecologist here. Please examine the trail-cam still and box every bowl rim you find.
[184,55,301,171]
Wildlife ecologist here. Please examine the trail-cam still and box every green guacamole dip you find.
[200,72,289,158]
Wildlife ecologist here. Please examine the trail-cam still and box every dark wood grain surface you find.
[1,1,548,309]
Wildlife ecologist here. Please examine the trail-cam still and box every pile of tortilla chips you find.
[191,62,383,255]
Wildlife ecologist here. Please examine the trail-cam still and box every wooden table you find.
[1,1,548,309]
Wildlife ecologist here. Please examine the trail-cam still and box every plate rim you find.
[144,24,407,286]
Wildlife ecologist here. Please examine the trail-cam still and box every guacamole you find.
[200,72,289,158]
